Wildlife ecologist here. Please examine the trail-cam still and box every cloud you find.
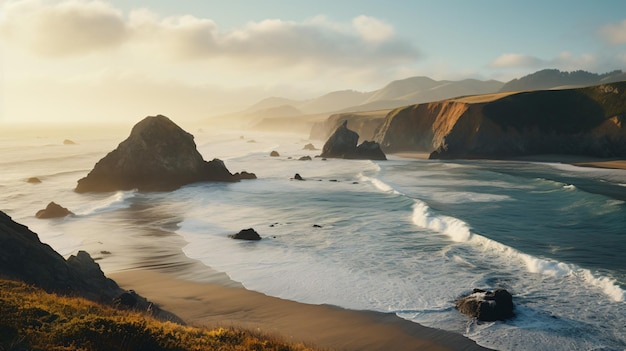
[599,19,626,45]
[352,15,395,43]
[0,0,127,56]
[489,53,544,68]
[0,0,419,67]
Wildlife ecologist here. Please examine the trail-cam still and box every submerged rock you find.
[303,143,317,150]
[63,139,76,145]
[320,120,386,160]
[456,288,515,321]
[299,156,312,161]
[229,228,262,241]
[27,177,42,184]
[75,115,255,192]
[35,202,73,219]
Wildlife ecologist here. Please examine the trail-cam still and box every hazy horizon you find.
[2,0,626,125]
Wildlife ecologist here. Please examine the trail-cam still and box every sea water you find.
[1,129,625,351]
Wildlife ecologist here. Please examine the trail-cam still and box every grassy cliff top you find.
[0,278,321,351]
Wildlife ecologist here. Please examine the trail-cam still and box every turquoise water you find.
[1,131,625,350]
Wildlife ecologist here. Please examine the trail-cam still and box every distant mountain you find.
[245,77,505,117]
[298,90,373,114]
[499,69,626,92]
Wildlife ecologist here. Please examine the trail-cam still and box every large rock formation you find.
[76,115,255,192]
[456,288,515,322]
[309,110,390,142]
[375,82,626,159]
[320,121,387,160]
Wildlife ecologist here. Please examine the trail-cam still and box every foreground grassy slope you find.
[0,279,319,351]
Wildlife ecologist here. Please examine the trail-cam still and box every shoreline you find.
[110,269,491,351]
[392,152,626,170]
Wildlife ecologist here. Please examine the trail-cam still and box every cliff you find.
[374,82,626,159]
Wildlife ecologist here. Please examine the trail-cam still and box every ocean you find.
[1,128,625,351]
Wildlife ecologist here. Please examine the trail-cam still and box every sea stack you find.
[75,115,256,193]
[320,121,386,160]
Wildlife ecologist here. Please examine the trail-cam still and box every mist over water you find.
[1,131,625,351]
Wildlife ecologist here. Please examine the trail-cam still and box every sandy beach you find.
[110,269,490,351]
[393,152,626,170]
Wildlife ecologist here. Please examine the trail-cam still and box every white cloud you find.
[0,0,127,56]
[599,19,626,45]
[489,53,544,68]
[352,15,395,43]
[0,0,418,66]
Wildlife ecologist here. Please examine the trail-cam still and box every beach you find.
[110,268,490,351]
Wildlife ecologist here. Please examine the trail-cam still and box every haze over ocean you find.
[2,130,625,351]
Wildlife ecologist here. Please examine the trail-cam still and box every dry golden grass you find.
[0,279,322,351]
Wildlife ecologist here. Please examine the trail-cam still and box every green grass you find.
[0,279,321,351]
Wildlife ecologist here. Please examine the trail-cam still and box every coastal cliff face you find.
[374,82,626,159]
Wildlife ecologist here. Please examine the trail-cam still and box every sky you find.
[1,0,626,125]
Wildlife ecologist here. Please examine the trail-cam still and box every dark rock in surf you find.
[303,143,317,150]
[229,228,262,241]
[27,177,42,184]
[299,156,312,161]
[270,150,280,157]
[233,171,257,180]
[35,202,74,219]
[320,120,386,160]
[293,173,304,180]
[63,139,76,145]
[455,288,515,321]
[355,140,387,160]
[75,115,255,193]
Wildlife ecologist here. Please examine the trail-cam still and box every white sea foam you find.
[409,199,625,302]
[73,191,135,216]
[411,201,472,242]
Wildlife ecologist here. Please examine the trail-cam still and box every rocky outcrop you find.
[26,177,41,184]
[229,228,262,241]
[75,115,255,192]
[375,82,626,159]
[303,143,317,150]
[309,110,389,141]
[321,121,387,160]
[456,288,515,322]
[270,150,280,157]
[0,210,178,320]
[35,202,73,219]
[1,210,119,302]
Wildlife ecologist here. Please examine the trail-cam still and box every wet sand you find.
[110,269,491,351]
[392,152,626,170]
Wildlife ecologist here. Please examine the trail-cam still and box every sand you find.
[110,269,490,351]
[393,152,626,171]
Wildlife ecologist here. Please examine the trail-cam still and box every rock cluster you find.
[455,288,515,321]
[320,121,386,160]
[75,115,255,193]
